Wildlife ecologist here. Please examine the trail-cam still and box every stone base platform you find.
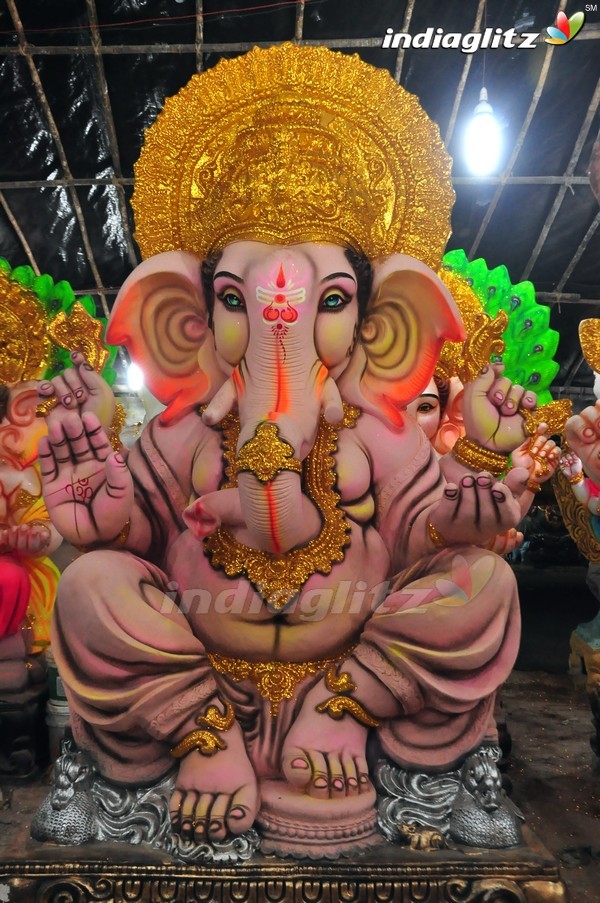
[0,827,568,902]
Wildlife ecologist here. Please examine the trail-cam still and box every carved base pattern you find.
[0,834,569,903]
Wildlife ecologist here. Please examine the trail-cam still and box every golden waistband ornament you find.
[208,646,356,718]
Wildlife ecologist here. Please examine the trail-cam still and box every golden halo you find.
[132,42,454,268]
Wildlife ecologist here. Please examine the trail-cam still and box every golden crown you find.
[133,43,454,268]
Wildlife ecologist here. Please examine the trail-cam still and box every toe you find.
[179,790,198,840]
[192,792,212,843]
[226,786,259,835]
[169,788,184,832]
[306,751,331,800]
[328,754,346,799]
[207,794,229,843]
[282,747,312,790]
[355,756,371,794]
[342,753,359,796]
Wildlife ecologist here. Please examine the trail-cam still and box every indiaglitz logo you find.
[382,9,586,53]
[545,10,586,43]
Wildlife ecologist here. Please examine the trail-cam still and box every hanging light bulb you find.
[127,362,144,392]
[464,87,502,176]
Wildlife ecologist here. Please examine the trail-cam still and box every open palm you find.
[39,411,133,547]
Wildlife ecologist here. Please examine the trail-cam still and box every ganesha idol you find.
[34,44,556,859]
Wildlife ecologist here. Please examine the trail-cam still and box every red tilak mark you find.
[276,265,286,288]
[265,482,282,555]
[274,293,285,304]
[281,305,298,323]
[264,305,279,322]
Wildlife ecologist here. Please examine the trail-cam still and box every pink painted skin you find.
[40,243,537,847]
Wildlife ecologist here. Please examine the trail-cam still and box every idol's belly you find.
[166,520,390,662]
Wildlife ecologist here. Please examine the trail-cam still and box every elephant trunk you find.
[235,322,333,554]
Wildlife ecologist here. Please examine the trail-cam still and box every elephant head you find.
[108,242,464,553]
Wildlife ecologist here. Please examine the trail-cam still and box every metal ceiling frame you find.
[2,1,600,392]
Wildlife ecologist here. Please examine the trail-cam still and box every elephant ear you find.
[339,255,465,428]
[107,251,228,425]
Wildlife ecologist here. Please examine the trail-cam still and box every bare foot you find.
[169,720,259,844]
[281,681,372,800]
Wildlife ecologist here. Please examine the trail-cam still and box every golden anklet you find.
[170,700,235,759]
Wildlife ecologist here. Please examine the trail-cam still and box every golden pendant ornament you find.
[553,460,600,564]
[132,43,453,269]
[235,422,302,483]
[208,647,356,718]
[204,404,360,608]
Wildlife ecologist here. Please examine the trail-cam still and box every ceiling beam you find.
[444,0,485,146]
[6,0,110,318]
[521,78,600,281]
[0,190,41,274]
[85,0,138,271]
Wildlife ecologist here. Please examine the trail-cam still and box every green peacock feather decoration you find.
[441,249,560,405]
[0,258,117,386]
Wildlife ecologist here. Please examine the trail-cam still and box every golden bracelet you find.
[75,518,131,554]
[568,471,584,485]
[170,700,235,759]
[527,480,542,494]
[316,695,381,728]
[235,422,302,483]
[427,520,446,549]
[453,436,509,477]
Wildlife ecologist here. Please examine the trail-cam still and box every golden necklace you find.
[204,404,360,609]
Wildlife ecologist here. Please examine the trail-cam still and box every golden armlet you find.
[170,700,235,759]
[453,437,509,477]
[235,422,302,483]
[316,695,381,728]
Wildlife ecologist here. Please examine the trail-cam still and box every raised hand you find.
[462,364,538,455]
[38,351,116,433]
[430,468,528,547]
[511,431,561,487]
[564,400,600,484]
[559,451,583,481]
[39,411,133,547]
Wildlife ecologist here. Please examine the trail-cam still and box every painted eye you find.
[417,402,436,413]
[219,290,246,311]
[320,290,350,311]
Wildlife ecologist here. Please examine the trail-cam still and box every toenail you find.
[209,820,222,832]
[313,777,329,789]
[291,757,309,769]
[347,777,358,787]
[359,774,369,784]
[494,392,504,401]
[229,807,246,820]
[332,779,344,790]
